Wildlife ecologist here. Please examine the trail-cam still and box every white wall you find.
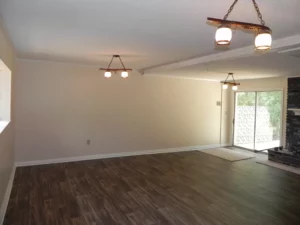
[220,87,234,146]
[0,19,15,215]
[15,59,222,163]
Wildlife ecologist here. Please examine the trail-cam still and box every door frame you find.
[233,89,284,151]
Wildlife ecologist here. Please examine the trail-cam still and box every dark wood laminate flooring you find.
[4,151,300,225]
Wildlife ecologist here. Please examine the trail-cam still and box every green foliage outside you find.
[237,92,282,139]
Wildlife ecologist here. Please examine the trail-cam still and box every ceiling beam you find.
[142,34,300,75]
[278,46,300,54]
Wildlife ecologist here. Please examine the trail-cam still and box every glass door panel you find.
[234,92,256,150]
[255,91,282,151]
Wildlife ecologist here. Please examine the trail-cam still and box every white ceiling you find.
[1,0,300,78]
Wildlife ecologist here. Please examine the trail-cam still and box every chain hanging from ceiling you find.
[207,0,272,50]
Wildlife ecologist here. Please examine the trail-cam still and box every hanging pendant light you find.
[215,26,232,46]
[104,71,112,78]
[255,30,272,50]
[222,83,229,89]
[232,85,238,91]
[221,73,240,91]
[121,71,129,78]
[207,0,272,50]
[100,55,132,78]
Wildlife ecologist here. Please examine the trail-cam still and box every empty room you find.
[1,0,300,224]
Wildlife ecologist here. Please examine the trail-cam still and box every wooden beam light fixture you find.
[100,55,132,78]
[207,0,272,50]
[221,73,240,91]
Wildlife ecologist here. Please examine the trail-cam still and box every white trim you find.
[142,34,300,74]
[15,144,222,167]
[143,46,254,73]
[0,166,16,225]
[278,46,300,54]
[142,74,220,82]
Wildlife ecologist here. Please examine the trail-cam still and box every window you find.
[0,59,11,133]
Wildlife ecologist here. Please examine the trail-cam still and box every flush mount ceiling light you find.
[207,0,272,50]
[100,55,132,78]
[221,73,240,91]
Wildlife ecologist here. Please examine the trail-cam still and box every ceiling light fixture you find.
[221,73,240,91]
[215,26,232,46]
[104,71,112,78]
[207,0,272,50]
[100,55,132,78]
[121,71,129,78]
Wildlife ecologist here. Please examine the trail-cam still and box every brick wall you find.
[286,77,300,153]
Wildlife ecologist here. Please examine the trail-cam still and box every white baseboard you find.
[220,143,232,148]
[0,166,16,225]
[15,144,221,167]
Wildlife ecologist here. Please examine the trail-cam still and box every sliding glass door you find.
[234,92,256,149]
[234,91,282,151]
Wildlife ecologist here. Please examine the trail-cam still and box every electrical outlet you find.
[87,140,91,145]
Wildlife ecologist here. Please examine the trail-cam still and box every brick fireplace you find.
[286,77,300,153]
[268,77,300,167]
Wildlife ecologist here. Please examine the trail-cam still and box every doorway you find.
[233,91,283,151]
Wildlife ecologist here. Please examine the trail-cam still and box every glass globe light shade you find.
[222,84,229,89]
[121,71,129,78]
[255,32,272,50]
[215,27,232,45]
[104,71,112,78]
[232,85,238,91]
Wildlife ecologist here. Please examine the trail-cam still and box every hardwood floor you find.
[4,151,300,225]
